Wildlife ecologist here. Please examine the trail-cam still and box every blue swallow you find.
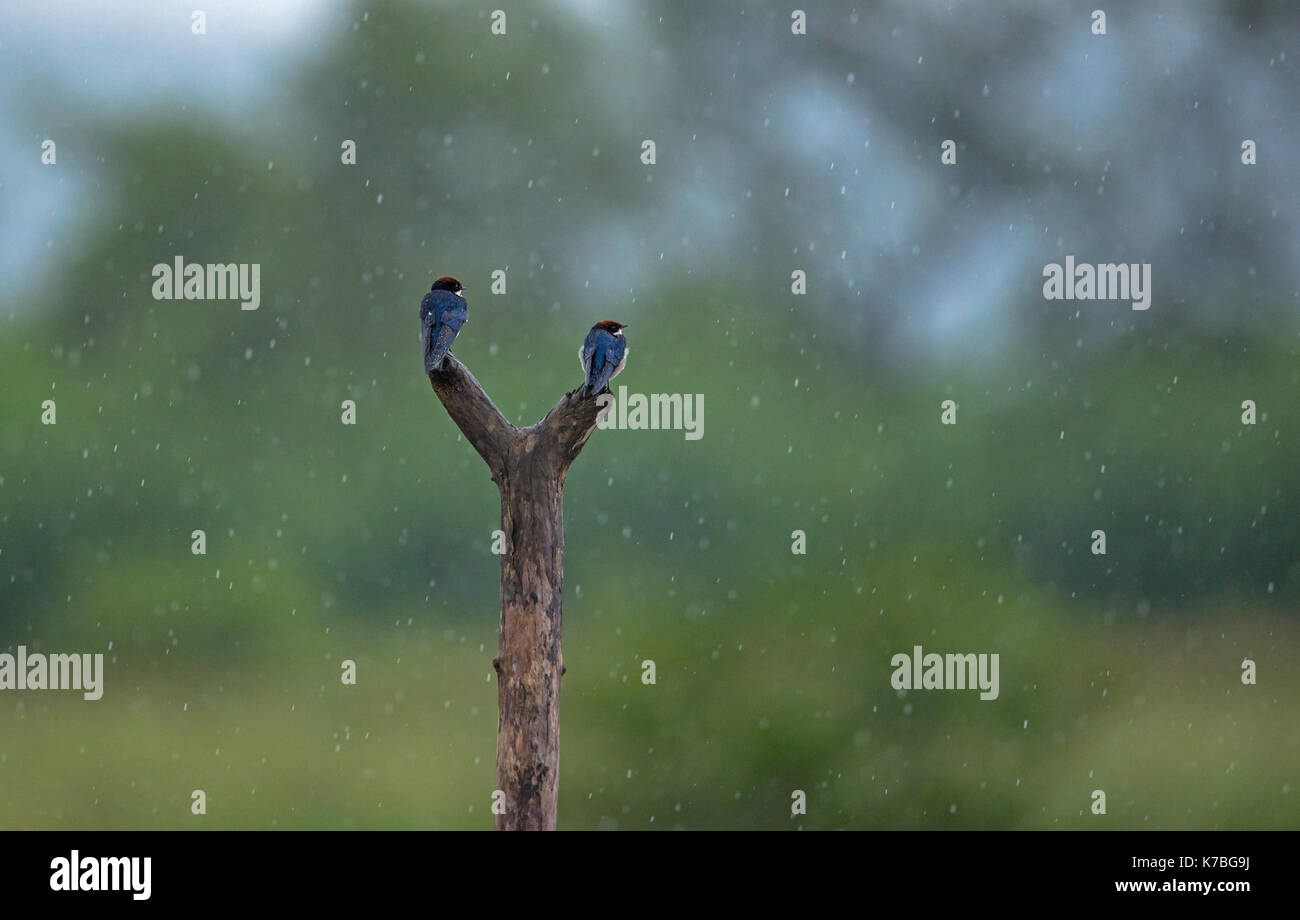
[579,320,629,395]
[420,276,468,372]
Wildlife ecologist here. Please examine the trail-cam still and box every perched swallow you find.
[579,321,629,395]
[420,276,468,372]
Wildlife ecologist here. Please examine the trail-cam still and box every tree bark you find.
[427,354,604,830]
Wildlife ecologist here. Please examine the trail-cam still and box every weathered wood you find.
[427,354,603,830]
[427,355,515,477]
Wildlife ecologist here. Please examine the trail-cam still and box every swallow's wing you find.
[420,291,438,326]
[428,319,460,370]
[423,317,444,371]
[607,337,628,379]
[420,294,437,366]
[580,329,601,383]
[588,340,618,393]
[444,300,468,331]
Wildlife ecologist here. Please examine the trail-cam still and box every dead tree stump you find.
[427,354,604,830]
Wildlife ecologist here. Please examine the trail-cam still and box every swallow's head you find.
[594,320,627,336]
[431,276,465,295]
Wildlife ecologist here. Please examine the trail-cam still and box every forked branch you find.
[425,348,606,830]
